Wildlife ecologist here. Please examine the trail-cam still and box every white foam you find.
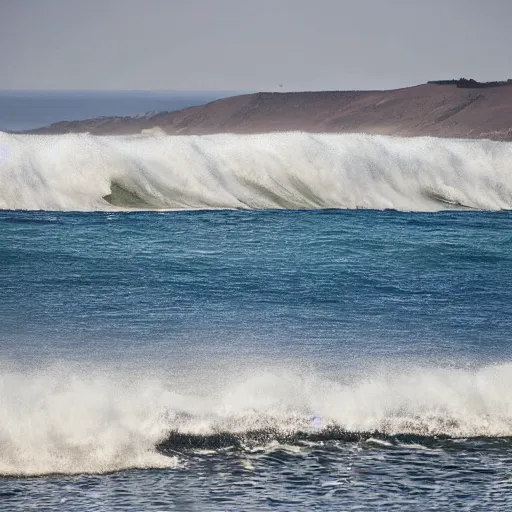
[1,131,511,211]
[0,370,178,476]
[2,363,512,476]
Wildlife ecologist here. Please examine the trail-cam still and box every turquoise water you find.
[2,209,512,510]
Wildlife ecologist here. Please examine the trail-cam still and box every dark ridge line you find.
[435,94,484,123]
[428,78,512,88]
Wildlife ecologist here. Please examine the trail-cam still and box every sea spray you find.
[2,363,512,476]
[1,131,512,211]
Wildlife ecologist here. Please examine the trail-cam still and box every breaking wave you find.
[2,363,512,476]
[1,131,512,211]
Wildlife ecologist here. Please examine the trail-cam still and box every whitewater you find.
[1,131,512,211]
[2,147,512,509]
[3,363,512,476]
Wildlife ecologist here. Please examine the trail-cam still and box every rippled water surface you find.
[1,209,512,510]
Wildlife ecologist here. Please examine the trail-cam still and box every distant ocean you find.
[0,90,235,132]
[1,93,512,511]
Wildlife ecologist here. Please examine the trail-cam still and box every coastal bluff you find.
[24,81,512,141]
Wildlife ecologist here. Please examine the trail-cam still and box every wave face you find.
[2,363,512,476]
[1,131,512,211]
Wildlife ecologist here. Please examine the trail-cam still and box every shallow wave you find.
[1,131,512,211]
[2,363,512,476]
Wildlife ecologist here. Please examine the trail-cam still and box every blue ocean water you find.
[2,93,512,509]
[1,208,512,510]
[0,90,235,132]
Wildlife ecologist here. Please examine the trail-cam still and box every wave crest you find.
[2,363,512,475]
[1,131,512,211]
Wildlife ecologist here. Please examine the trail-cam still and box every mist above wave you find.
[1,131,511,211]
[2,363,512,476]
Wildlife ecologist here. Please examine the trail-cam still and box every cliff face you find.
[24,83,512,141]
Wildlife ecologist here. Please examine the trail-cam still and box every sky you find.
[1,0,511,91]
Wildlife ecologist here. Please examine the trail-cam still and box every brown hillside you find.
[26,83,512,141]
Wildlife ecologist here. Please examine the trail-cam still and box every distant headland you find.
[20,80,512,141]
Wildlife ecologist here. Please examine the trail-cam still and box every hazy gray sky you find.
[1,0,511,91]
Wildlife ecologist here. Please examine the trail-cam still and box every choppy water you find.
[1,209,512,510]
